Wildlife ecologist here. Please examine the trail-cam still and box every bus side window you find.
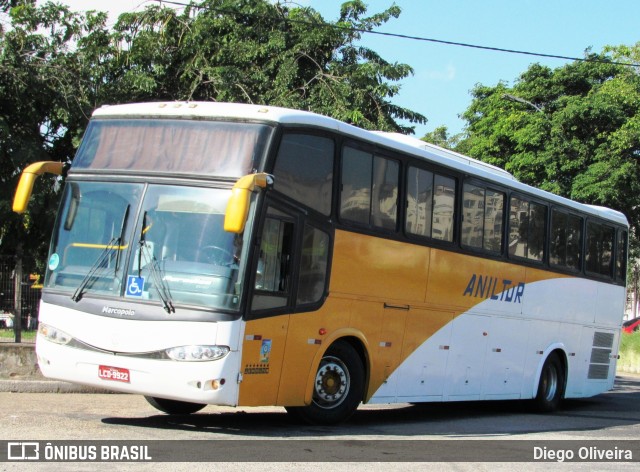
[461,182,504,253]
[296,224,330,305]
[340,146,398,231]
[509,196,546,262]
[406,167,456,242]
[252,208,294,311]
[550,209,582,272]
[272,133,334,216]
[616,230,628,282]
[585,221,614,277]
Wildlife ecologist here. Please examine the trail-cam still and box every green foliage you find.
[0,0,33,14]
[619,332,640,374]
[453,47,640,254]
[620,331,640,354]
[0,2,110,271]
[421,125,464,150]
[0,0,426,272]
[104,0,425,131]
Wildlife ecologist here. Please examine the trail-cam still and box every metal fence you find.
[0,256,41,342]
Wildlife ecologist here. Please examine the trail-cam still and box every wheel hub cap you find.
[313,356,350,408]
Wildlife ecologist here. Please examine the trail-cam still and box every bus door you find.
[238,203,297,406]
[238,198,333,407]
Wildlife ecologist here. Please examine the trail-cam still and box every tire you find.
[533,353,565,412]
[144,396,206,415]
[286,340,365,425]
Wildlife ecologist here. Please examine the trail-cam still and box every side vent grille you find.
[593,332,614,348]
[588,332,615,380]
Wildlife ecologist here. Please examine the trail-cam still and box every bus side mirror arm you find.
[13,161,65,214]
[224,173,274,234]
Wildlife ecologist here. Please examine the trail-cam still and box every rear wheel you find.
[144,396,206,415]
[286,340,365,424]
[533,353,565,412]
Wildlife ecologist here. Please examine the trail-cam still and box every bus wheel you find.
[144,396,206,415]
[533,353,565,412]
[286,340,364,424]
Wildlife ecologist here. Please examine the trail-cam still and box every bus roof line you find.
[91,102,629,227]
[369,131,515,180]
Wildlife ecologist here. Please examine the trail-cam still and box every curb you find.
[0,379,118,394]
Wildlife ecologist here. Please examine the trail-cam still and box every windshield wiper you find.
[71,237,120,302]
[139,211,175,313]
[114,204,130,273]
[71,204,130,303]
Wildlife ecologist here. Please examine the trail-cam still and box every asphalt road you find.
[2,374,640,471]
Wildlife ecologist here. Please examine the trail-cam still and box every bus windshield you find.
[45,182,246,312]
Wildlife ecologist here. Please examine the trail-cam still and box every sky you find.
[31,0,640,137]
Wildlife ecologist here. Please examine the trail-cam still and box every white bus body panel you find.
[36,301,245,405]
[370,278,623,404]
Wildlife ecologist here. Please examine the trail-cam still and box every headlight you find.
[165,345,229,362]
[38,323,73,345]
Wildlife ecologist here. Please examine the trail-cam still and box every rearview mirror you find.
[224,173,273,233]
[13,161,65,214]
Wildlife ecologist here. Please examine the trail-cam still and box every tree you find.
[0,0,31,13]
[421,125,463,150]
[107,0,425,132]
[454,48,640,252]
[0,2,111,271]
[0,0,426,273]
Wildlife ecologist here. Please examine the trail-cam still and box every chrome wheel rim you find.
[312,356,350,409]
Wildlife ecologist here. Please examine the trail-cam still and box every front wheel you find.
[286,340,365,424]
[533,353,565,412]
[144,396,206,415]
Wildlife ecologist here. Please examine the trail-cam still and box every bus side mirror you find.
[13,161,65,214]
[224,173,273,233]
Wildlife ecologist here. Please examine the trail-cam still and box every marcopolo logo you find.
[102,306,136,317]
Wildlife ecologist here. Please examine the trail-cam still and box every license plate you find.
[98,365,130,383]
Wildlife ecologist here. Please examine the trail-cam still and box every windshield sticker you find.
[125,275,145,298]
[48,253,60,271]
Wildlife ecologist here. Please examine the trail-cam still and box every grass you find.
[620,331,640,352]
[618,331,640,374]
[0,329,36,342]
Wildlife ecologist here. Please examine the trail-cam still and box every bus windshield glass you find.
[45,182,246,312]
[72,119,272,177]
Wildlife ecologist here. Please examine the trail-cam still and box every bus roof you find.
[92,102,629,227]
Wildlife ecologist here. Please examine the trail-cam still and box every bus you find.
[14,102,628,424]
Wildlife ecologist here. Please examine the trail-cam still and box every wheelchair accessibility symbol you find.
[126,275,145,297]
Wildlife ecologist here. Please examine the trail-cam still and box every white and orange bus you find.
[14,102,628,424]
